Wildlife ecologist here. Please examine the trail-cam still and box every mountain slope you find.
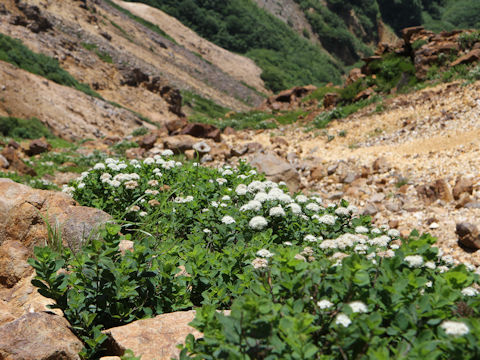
[123,0,345,91]
[0,0,267,136]
[112,0,267,94]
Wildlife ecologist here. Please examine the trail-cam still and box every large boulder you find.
[103,310,202,360]
[250,152,301,192]
[0,178,111,251]
[0,312,83,360]
[163,135,198,154]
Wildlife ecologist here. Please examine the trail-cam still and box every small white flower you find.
[335,313,351,327]
[254,192,269,203]
[221,195,231,201]
[305,203,321,212]
[296,195,308,203]
[148,179,159,186]
[440,321,469,336]
[256,249,274,258]
[315,214,336,225]
[252,257,268,269]
[124,180,138,189]
[335,207,349,216]
[269,206,286,217]
[404,255,423,268]
[461,287,479,297]
[77,182,85,189]
[203,229,211,234]
[143,157,155,165]
[109,180,121,187]
[221,169,233,176]
[294,254,307,262]
[317,299,334,309]
[287,203,302,214]
[354,244,368,254]
[438,265,449,273]
[348,301,368,313]
[249,216,268,230]
[304,235,317,243]
[387,229,400,237]
[284,241,293,246]
[216,178,227,185]
[355,226,369,234]
[425,281,433,288]
[94,163,105,170]
[240,200,262,212]
[424,261,436,270]
[390,244,400,250]
[221,216,236,225]
[139,211,147,217]
[235,184,247,196]
[371,228,382,235]
[162,149,174,156]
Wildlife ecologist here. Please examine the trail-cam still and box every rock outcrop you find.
[0,312,83,360]
[103,310,202,360]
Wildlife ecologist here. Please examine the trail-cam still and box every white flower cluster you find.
[440,320,469,336]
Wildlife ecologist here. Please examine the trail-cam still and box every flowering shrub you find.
[29,154,480,358]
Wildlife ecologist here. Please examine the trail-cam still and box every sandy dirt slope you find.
[0,61,153,140]
[113,0,268,94]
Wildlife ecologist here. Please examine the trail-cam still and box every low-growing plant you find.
[458,31,480,50]
[0,116,53,139]
[131,127,150,137]
[0,34,102,99]
[28,154,480,359]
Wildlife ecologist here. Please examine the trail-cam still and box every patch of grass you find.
[412,39,428,51]
[96,51,113,63]
[131,127,149,136]
[0,116,53,139]
[82,42,113,63]
[0,34,102,99]
[103,0,176,43]
[458,30,480,50]
[182,90,230,120]
[111,140,139,156]
[81,42,98,51]
[110,20,134,42]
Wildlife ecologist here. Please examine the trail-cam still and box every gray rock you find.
[250,152,301,192]
[363,203,378,216]
[370,193,386,203]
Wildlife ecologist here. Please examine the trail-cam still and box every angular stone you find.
[103,310,202,360]
[0,241,31,288]
[0,179,110,251]
[453,176,474,200]
[451,49,480,67]
[456,222,480,250]
[372,157,391,173]
[180,123,221,142]
[0,312,83,360]
[0,154,9,168]
[25,138,52,156]
[163,135,197,154]
[362,203,378,216]
[138,134,158,150]
[1,147,36,175]
[250,152,301,192]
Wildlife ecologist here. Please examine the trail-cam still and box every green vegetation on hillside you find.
[0,34,101,99]
[293,0,377,65]
[124,0,343,91]
[0,116,54,139]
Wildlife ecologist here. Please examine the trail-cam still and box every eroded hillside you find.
[0,0,266,139]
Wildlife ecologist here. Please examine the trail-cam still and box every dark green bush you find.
[0,116,53,139]
[0,34,101,99]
